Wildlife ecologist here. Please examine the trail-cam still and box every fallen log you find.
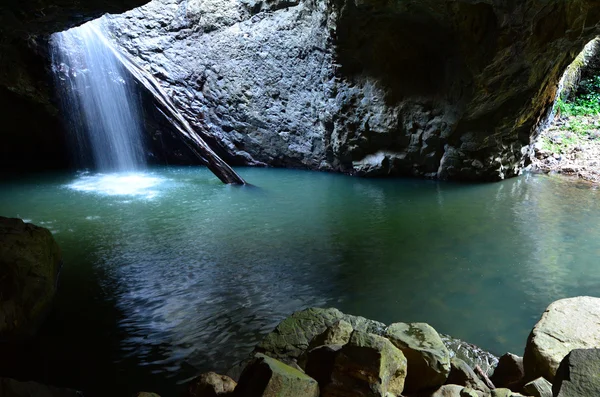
[91,25,246,185]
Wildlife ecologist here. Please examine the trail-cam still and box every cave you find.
[1,0,600,396]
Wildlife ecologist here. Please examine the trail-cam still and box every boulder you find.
[255,308,384,364]
[234,353,319,397]
[553,349,600,397]
[522,377,552,397]
[304,345,341,387]
[0,378,81,397]
[446,358,490,394]
[385,322,451,392]
[489,353,524,390]
[0,217,62,340]
[523,297,600,382]
[135,394,160,397]
[187,372,236,397]
[314,330,407,397]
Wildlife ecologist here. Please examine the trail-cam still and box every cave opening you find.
[2,1,600,396]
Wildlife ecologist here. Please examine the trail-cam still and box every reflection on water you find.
[0,168,599,396]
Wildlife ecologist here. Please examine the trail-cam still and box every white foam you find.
[68,173,165,199]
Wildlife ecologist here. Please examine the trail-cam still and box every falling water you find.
[51,20,146,171]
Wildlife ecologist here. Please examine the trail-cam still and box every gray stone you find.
[489,353,524,390]
[523,377,552,397]
[318,330,407,397]
[235,353,319,397]
[186,372,236,396]
[553,349,600,397]
[429,385,486,397]
[0,378,82,397]
[446,358,490,394]
[524,297,600,382]
[0,217,62,340]
[384,322,451,392]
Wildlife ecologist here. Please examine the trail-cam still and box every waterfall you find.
[51,20,146,171]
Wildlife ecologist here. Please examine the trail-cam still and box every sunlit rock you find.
[234,353,319,397]
[384,322,451,392]
[523,296,600,382]
[186,372,236,397]
[0,217,62,340]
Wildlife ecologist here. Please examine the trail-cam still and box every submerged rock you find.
[523,296,600,382]
[553,349,600,397]
[187,372,236,397]
[384,322,451,392]
[234,353,319,397]
[0,378,81,397]
[0,217,62,340]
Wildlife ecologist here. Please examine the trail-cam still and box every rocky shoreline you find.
[2,217,599,396]
[531,115,600,184]
[2,301,600,397]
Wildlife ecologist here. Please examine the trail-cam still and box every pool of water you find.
[1,167,599,396]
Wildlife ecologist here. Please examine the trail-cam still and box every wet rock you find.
[315,330,407,397]
[187,372,236,397]
[0,217,62,340]
[384,322,451,392]
[0,378,82,397]
[553,349,600,397]
[135,393,161,397]
[446,358,490,394]
[441,335,498,376]
[489,353,524,390]
[234,353,318,397]
[523,297,600,382]
[523,377,552,397]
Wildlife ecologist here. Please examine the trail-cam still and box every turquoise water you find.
[1,167,599,396]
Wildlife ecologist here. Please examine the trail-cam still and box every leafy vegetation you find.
[557,75,600,117]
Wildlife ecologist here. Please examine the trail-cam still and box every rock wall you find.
[106,0,600,180]
[1,0,600,180]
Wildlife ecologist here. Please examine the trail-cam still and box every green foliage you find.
[558,75,600,116]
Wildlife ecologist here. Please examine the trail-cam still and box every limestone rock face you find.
[235,353,319,397]
[553,349,600,397]
[102,0,600,181]
[308,319,353,350]
[0,378,82,397]
[0,217,62,340]
[187,372,237,397]
[384,322,451,392]
[523,297,600,382]
[316,331,407,397]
